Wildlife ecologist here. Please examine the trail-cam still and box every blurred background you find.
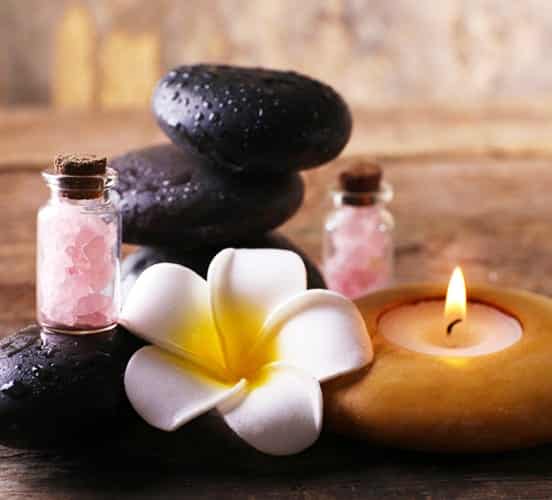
[3,0,552,333]
[3,0,552,111]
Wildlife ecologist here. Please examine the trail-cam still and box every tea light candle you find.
[324,270,552,453]
[379,267,523,357]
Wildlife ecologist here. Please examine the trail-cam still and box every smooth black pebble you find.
[153,64,352,175]
[0,327,354,472]
[0,325,144,448]
[122,232,326,299]
[111,144,304,247]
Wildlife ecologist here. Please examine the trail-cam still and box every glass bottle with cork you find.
[322,161,394,299]
[36,154,122,334]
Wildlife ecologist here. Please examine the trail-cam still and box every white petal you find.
[258,290,372,382]
[120,263,225,372]
[218,363,322,456]
[124,346,245,431]
[207,249,307,371]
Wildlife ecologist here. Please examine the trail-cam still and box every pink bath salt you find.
[323,205,393,299]
[37,205,119,330]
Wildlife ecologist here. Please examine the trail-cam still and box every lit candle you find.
[379,267,522,357]
[323,272,552,454]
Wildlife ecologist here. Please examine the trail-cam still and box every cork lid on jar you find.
[339,163,382,193]
[334,160,392,207]
[54,154,107,176]
[43,154,115,200]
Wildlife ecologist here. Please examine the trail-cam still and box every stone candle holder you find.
[324,284,552,453]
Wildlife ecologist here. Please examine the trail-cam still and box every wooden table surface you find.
[2,108,552,499]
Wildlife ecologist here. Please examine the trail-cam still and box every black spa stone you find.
[111,144,304,247]
[0,325,144,448]
[0,323,360,470]
[153,64,352,175]
[122,232,326,300]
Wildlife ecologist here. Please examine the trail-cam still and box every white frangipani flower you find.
[120,248,372,456]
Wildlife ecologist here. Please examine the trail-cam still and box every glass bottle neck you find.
[47,186,111,204]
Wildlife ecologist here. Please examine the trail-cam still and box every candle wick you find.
[447,318,463,335]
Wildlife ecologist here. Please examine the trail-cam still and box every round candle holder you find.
[324,284,552,453]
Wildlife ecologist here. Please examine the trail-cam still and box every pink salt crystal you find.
[37,204,119,331]
[323,205,393,299]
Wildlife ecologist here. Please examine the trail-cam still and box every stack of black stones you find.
[116,64,352,291]
[0,65,352,453]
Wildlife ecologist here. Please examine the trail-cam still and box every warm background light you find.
[4,1,552,112]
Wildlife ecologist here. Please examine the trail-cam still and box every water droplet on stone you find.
[258,108,264,117]
[172,91,180,101]
[1,380,29,399]
[194,112,204,121]
[208,112,220,123]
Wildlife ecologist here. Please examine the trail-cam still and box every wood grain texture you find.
[3,110,552,498]
[4,106,552,167]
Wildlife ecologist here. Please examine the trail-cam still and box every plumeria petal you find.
[208,249,307,373]
[218,362,322,456]
[256,290,372,382]
[120,263,225,373]
[125,346,245,431]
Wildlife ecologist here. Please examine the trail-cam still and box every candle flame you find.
[444,267,467,331]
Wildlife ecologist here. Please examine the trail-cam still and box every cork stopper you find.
[339,163,382,193]
[54,154,107,176]
[47,154,111,200]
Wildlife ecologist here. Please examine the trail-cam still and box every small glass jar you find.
[322,162,394,299]
[36,154,121,334]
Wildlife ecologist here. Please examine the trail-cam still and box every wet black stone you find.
[111,144,304,247]
[0,325,144,448]
[0,328,353,470]
[153,64,352,175]
[122,232,326,299]
[0,380,29,399]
